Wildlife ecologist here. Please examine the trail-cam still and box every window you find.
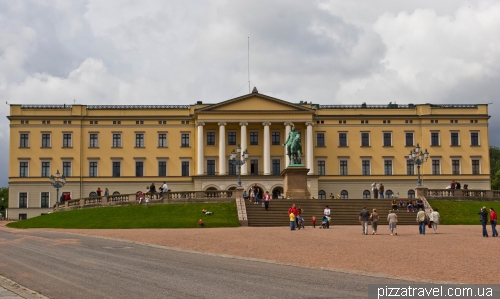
[20,133,29,148]
[383,132,392,146]
[136,120,144,125]
[339,160,348,175]
[41,162,50,177]
[207,160,216,175]
[405,132,414,146]
[41,192,49,208]
[340,190,348,199]
[89,162,98,177]
[42,120,50,125]
[181,161,190,176]
[62,161,71,177]
[250,132,258,145]
[339,133,347,146]
[158,120,166,124]
[228,160,236,175]
[431,132,440,146]
[250,159,258,175]
[157,133,167,147]
[207,132,215,146]
[318,190,326,199]
[135,161,144,177]
[112,134,121,148]
[42,133,51,148]
[228,132,237,145]
[472,159,480,175]
[363,190,371,199]
[362,160,370,175]
[181,133,190,147]
[63,133,72,147]
[89,133,98,148]
[158,161,167,176]
[135,133,145,148]
[408,190,415,199]
[451,132,460,146]
[432,159,440,175]
[452,159,460,175]
[384,160,393,175]
[317,160,326,175]
[20,162,28,177]
[316,133,325,147]
[406,160,415,175]
[112,161,121,177]
[272,132,280,145]
[361,133,370,146]
[19,192,27,208]
[470,132,479,146]
[272,159,281,175]
[113,120,121,125]
[385,190,394,199]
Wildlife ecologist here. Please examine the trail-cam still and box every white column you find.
[306,122,314,174]
[240,122,248,175]
[263,122,271,175]
[218,122,226,175]
[284,122,292,167]
[197,122,205,175]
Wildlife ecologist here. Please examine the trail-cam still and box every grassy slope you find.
[7,202,239,229]
[427,200,500,225]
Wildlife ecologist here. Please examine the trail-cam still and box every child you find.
[398,198,404,207]
[289,212,296,230]
[311,216,316,228]
[297,215,305,230]
[198,219,204,227]
[320,216,328,229]
[137,191,144,204]
[145,195,149,206]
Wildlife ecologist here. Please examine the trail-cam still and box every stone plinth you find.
[281,166,310,199]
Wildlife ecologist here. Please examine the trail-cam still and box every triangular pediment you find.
[197,92,314,113]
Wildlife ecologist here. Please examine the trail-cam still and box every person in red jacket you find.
[64,193,71,201]
[490,208,498,237]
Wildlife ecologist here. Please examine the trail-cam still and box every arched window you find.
[386,190,394,199]
[318,190,326,199]
[89,191,97,197]
[206,187,218,191]
[408,190,415,199]
[340,190,348,199]
[272,187,283,199]
[112,191,120,195]
[363,190,371,199]
[228,186,237,190]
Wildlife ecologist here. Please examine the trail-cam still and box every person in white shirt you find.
[324,205,331,228]
[160,181,168,199]
[430,209,441,234]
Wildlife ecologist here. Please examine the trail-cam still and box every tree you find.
[490,147,500,190]
[0,187,8,213]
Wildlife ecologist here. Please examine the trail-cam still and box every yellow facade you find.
[7,89,491,219]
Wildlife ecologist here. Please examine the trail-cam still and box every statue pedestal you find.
[281,166,310,199]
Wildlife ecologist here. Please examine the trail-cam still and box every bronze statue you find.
[282,126,303,165]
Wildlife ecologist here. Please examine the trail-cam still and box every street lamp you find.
[229,144,249,188]
[409,144,429,186]
[50,170,66,204]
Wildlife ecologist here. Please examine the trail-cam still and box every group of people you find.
[478,207,498,237]
[96,187,109,196]
[288,204,308,230]
[243,185,271,211]
[390,198,424,212]
[446,180,468,189]
[371,182,385,198]
[137,181,169,205]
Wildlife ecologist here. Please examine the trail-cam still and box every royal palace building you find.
[7,88,491,219]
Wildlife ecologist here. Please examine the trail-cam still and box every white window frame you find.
[450,130,461,146]
[451,157,461,175]
[271,131,280,146]
[316,158,326,175]
[135,132,145,148]
[19,160,29,177]
[111,159,122,177]
[471,157,481,175]
[405,157,416,175]
[180,132,190,148]
[19,132,30,148]
[62,160,72,177]
[89,160,99,177]
[18,192,29,208]
[382,131,392,147]
[40,159,51,177]
[228,130,238,146]
[248,157,260,175]
[158,132,168,148]
[431,158,441,175]
[271,157,282,175]
[316,132,326,147]
[405,131,415,147]
[338,132,348,147]
[157,158,168,177]
[361,158,371,175]
[383,158,394,175]
[205,157,217,175]
[430,131,440,146]
[206,130,216,146]
[41,132,51,148]
[40,191,51,208]
[470,131,480,146]
[134,159,145,177]
[62,132,73,148]
[338,158,349,176]
[89,132,99,148]
[249,131,259,146]
[360,132,370,147]
[180,158,191,176]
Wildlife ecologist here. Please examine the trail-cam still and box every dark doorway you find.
[272,187,283,199]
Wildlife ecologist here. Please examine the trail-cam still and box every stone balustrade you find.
[425,188,500,200]
[53,190,235,212]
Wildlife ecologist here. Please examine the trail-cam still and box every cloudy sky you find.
[1,0,499,187]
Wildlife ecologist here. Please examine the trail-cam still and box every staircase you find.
[246,199,419,227]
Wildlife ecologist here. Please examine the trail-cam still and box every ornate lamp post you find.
[229,145,249,188]
[50,170,66,204]
[409,144,429,186]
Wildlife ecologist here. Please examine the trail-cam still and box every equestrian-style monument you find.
[281,126,310,199]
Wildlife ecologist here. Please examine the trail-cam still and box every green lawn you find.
[427,200,500,225]
[7,202,240,229]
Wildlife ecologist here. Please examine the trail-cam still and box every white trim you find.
[180,158,190,176]
[40,191,51,208]
[450,157,461,175]
[19,160,29,177]
[271,130,281,146]
[249,130,259,146]
[430,131,440,146]
[450,130,461,146]
[89,132,99,148]
[405,131,414,147]
[135,132,145,148]
[470,130,480,146]
[248,157,260,175]
[205,157,217,175]
[206,130,216,146]
[431,158,441,175]
[316,158,326,175]
[382,131,392,146]
[471,157,481,175]
[134,160,145,177]
[316,131,326,147]
[181,132,191,147]
[62,132,73,147]
[361,158,371,175]
[111,160,122,177]
[157,159,168,177]
[41,132,51,148]
[227,130,238,146]
[61,160,72,177]
[338,158,348,175]
[360,131,370,146]
[18,192,28,208]
[112,132,122,148]
[157,132,168,148]
[88,160,99,177]
[338,131,348,146]
[383,158,394,175]
[405,157,416,175]
[271,157,282,175]
[19,132,30,148]
[40,160,51,177]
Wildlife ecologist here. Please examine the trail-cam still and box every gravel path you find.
[38,225,496,284]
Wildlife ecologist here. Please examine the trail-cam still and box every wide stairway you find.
[246,199,419,227]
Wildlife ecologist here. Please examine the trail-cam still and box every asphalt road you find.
[0,228,415,299]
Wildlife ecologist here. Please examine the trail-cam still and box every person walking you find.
[478,206,489,237]
[372,182,378,199]
[263,191,271,211]
[387,210,398,235]
[430,209,441,234]
[359,207,370,235]
[370,208,379,235]
[416,208,426,234]
[324,205,331,228]
[378,183,385,199]
[490,208,498,237]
